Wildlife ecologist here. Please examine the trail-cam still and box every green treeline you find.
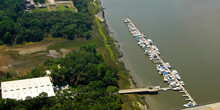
[0,0,92,45]
[0,44,122,110]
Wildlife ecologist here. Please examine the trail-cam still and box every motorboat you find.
[173,87,181,91]
[124,19,130,23]
[143,33,146,38]
[163,77,168,82]
[156,65,161,71]
[183,102,195,108]
[165,62,171,69]
[156,50,160,55]
[172,70,178,74]
[147,39,153,45]
[175,73,181,80]
[129,28,136,31]
[180,81,185,86]
[152,45,157,50]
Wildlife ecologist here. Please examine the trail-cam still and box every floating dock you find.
[124,18,197,106]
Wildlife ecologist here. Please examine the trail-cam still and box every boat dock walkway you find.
[118,88,158,94]
[125,18,197,106]
[118,87,171,94]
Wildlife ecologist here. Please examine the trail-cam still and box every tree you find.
[0,20,14,38]
[62,24,77,40]
[39,92,48,98]
[3,32,12,45]
[25,96,32,100]
[106,86,118,94]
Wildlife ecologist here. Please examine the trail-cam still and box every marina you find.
[124,18,197,107]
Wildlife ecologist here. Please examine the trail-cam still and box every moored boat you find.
[147,39,153,45]
[183,102,195,107]
[165,62,171,69]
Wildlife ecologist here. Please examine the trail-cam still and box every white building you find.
[1,76,55,100]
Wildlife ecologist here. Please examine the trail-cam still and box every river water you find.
[101,0,220,109]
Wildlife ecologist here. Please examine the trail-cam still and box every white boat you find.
[163,77,168,82]
[143,33,146,38]
[172,70,178,74]
[173,87,181,91]
[175,73,181,80]
[128,24,133,28]
[151,45,157,50]
[180,81,185,86]
[156,50,160,55]
[169,76,175,81]
[147,39,153,45]
[129,28,136,31]
[176,83,180,87]
[156,65,161,71]
[152,45,159,51]
[124,19,130,23]
[165,62,171,69]
[147,50,154,56]
[183,102,195,108]
[169,81,178,88]
[145,50,149,55]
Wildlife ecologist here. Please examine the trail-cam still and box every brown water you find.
[101,0,220,109]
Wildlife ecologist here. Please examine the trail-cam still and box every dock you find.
[124,18,197,106]
[118,87,171,94]
[118,88,158,94]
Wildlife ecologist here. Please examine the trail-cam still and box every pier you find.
[118,87,171,94]
[124,18,197,106]
[118,88,158,94]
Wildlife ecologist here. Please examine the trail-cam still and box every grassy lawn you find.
[56,4,75,11]
[32,7,49,12]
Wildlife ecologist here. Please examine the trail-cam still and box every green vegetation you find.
[34,0,46,4]
[96,17,115,61]
[31,7,49,12]
[0,44,122,110]
[0,0,92,45]
[56,4,75,11]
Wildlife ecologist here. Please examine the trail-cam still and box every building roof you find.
[1,76,55,100]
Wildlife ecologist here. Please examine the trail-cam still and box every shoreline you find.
[97,1,151,110]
